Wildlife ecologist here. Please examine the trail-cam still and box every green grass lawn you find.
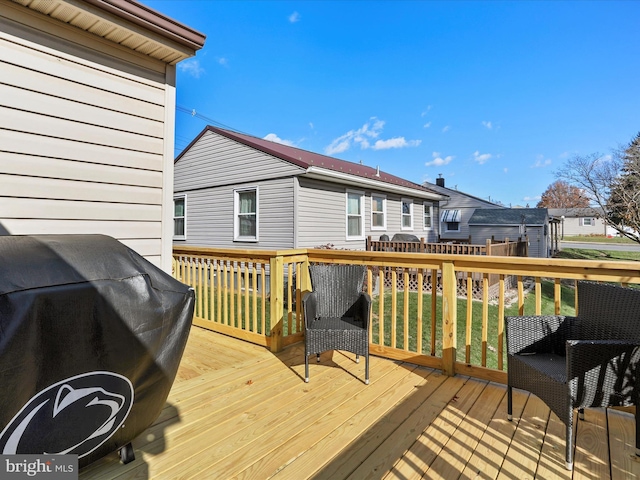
[371,279,577,370]
[563,234,636,244]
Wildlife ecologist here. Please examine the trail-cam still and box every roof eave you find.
[304,167,447,201]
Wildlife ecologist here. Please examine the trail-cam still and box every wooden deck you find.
[80,326,640,480]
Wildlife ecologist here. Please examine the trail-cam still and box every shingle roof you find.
[177,126,444,197]
[548,207,604,218]
[468,208,548,226]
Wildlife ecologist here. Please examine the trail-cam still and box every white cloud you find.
[423,121,432,129]
[325,118,419,155]
[532,155,552,168]
[263,133,295,146]
[425,151,454,167]
[177,59,204,78]
[442,125,451,133]
[217,57,228,67]
[473,150,492,164]
[372,137,421,150]
[523,195,541,202]
[421,106,432,117]
[482,120,493,129]
[289,11,301,23]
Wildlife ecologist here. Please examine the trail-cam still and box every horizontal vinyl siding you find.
[177,177,295,250]
[438,190,502,241]
[174,131,303,192]
[0,11,168,263]
[297,178,439,249]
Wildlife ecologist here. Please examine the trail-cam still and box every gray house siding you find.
[469,225,547,258]
[425,182,502,242]
[176,177,295,250]
[174,131,302,192]
[296,177,439,249]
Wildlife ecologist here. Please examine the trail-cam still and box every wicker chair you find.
[506,281,640,470]
[302,264,371,384]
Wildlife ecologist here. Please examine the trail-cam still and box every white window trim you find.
[234,186,259,242]
[423,202,433,231]
[371,194,387,231]
[173,194,186,240]
[346,189,365,241]
[444,221,461,233]
[401,198,414,231]
[580,217,594,227]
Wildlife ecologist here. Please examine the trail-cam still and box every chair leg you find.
[507,385,513,421]
[565,415,574,470]
[356,354,360,364]
[305,355,309,383]
[635,402,640,457]
[316,353,320,363]
[578,408,585,421]
[365,352,369,385]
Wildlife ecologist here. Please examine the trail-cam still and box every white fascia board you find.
[304,167,445,201]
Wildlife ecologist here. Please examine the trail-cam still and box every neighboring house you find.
[173,126,447,250]
[468,208,550,258]
[422,176,503,242]
[548,208,608,237]
[0,0,205,271]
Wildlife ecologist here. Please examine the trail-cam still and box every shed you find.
[468,208,550,258]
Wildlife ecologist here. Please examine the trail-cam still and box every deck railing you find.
[173,246,640,384]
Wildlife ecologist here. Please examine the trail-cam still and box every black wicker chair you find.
[302,264,371,384]
[506,281,640,470]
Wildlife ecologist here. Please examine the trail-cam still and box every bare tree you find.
[537,180,589,208]
[556,133,640,243]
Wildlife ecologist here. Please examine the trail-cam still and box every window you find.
[441,209,461,232]
[401,198,413,230]
[580,217,594,226]
[346,190,365,239]
[423,202,433,230]
[371,194,386,230]
[234,187,258,241]
[173,195,186,240]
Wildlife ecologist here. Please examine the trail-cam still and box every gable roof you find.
[468,208,548,226]
[548,207,604,218]
[177,126,447,201]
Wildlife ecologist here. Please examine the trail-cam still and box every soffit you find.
[9,0,205,63]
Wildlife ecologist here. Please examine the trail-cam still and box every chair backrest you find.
[309,264,366,318]
[576,281,640,340]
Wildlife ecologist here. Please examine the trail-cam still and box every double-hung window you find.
[173,195,186,240]
[580,217,594,227]
[423,202,433,230]
[401,198,413,230]
[346,190,365,240]
[371,194,386,230]
[234,187,258,241]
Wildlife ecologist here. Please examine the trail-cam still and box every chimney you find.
[436,174,445,188]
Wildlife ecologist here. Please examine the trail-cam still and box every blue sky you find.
[147,0,640,207]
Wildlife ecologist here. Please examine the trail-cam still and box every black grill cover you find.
[0,235,194,467]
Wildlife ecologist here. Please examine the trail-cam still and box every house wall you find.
[0,1,175,269]
[560,216,607,237]
[296,177,439,250]
[435,188,502,241]
[174,130,301,249]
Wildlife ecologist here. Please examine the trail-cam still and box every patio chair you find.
[506,281,640,470]
[302,264,371,384]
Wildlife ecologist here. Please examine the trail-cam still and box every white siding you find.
[0,4,171,267]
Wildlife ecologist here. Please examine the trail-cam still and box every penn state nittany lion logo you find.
[0,372,133,458]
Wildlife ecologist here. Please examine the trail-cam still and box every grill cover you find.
[0,235,194,467]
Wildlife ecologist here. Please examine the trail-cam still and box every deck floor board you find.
[79,327,640,479]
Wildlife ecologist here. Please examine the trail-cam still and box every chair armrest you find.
[505,315,576,355]
[356,292,372,328]
[302,291,317,327]
[566,339,640,379]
